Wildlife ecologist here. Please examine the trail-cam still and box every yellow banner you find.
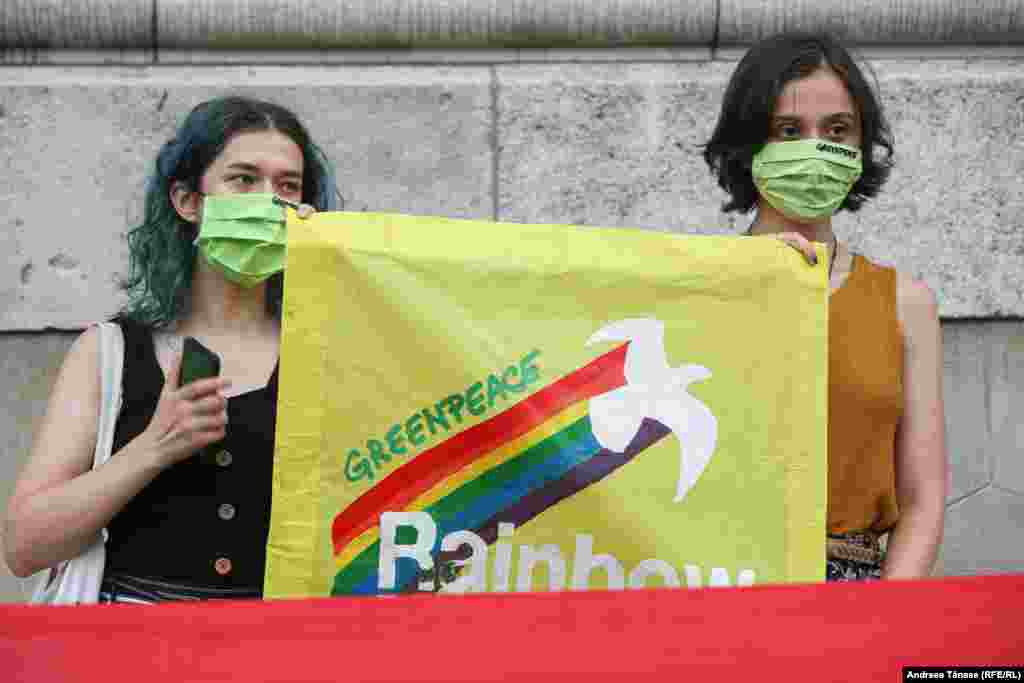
[265,212,827,598]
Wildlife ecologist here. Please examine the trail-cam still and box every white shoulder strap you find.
[93,322,125,470]
[27,321,124,603]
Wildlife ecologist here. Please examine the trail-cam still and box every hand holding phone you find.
[144,336,230,470]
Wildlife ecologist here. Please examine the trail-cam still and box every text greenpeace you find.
[378,512,757,592]
[815,142,858,159]
[344,350,542,483]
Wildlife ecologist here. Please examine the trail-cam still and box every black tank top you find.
[104,316,278,593]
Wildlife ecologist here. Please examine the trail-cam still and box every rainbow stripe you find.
[331,343,670,595]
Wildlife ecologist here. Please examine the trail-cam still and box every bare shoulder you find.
[896,271,937,311]
[67,324,103,363]
[59,326,104,402]
[894,271,940,348]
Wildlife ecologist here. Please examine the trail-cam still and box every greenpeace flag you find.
[264,212,828,599]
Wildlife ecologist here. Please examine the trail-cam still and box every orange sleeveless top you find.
[828,254,904,534]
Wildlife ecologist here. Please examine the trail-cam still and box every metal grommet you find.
[218,503,236,521]
[215,449,233,467]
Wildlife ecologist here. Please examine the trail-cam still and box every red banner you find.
[3,575,1022,682]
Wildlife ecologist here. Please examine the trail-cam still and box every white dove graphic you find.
[586,318,718,503]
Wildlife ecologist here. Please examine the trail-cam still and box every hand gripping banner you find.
[264,212,828,598]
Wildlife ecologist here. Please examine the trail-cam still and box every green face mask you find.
[195,193,288,288]
[751,139,863,221]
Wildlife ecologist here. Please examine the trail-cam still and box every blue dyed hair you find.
[118,96,341,328]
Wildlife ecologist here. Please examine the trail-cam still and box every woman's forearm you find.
[881,499,944,579]
[3,436,166,578]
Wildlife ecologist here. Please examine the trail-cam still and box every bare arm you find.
[4,326,230,578]
[882,275,947,579]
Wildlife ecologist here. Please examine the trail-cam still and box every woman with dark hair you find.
[4,96,341,602]
[703,33,946,581]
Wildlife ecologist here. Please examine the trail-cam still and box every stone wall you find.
[1,1,1022,602]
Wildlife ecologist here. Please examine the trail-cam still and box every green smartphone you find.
[179,336,223,465]
[179,336,221,388]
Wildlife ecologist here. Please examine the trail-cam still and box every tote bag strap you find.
[27,321,124,603]
[94,322,125,472]
[92,321,124,545]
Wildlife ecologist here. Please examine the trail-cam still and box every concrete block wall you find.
[1,1,1022,602]
[4,1,1023,50]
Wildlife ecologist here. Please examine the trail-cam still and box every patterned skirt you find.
[826,532,884,582]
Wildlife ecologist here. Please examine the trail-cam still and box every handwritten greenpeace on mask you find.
[344,351,543,484]
[378,512,757,592]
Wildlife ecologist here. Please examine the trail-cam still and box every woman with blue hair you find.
[5,96,341,602]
